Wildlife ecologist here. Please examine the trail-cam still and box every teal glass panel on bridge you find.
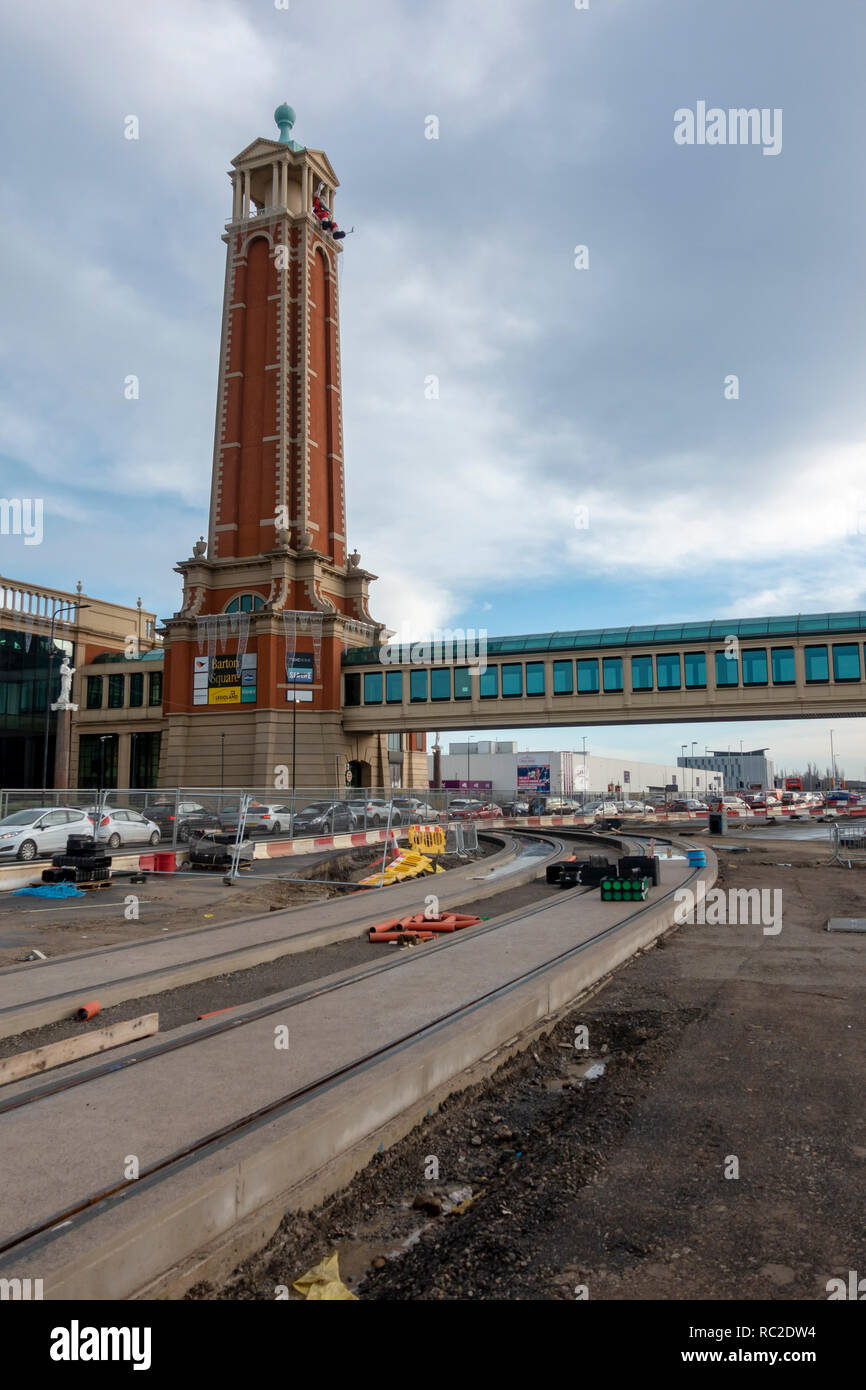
[804,646,829,682]
[577,659,599,693]
[410,669,428,701]
[454,667,472,699]
[684,651,706,688]
[502,664,523,697]
[363,671,383,704]
[832,643,861,681]
[656,653,681,689]
[385,671,403,703]
[479,666,498,698]
[770,647,796,684]
[526,662,545,695]
[742,649,768,685]
[344,672,361,705]
[431,668,451,700]
[603,657,623,692]
[631,655,653,691]
[715,651,738,686]
[553,660,574,694]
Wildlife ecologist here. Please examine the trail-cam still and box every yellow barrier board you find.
[408,825,446,855]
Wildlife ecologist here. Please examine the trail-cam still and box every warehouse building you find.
[432,743,725,802]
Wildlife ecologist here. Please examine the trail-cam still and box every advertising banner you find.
[517,760,551,792]
[193,652,257,706]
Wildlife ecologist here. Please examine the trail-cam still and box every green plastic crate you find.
[600,875,649,902]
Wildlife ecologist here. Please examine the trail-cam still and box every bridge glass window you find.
[344,672,361,706]
[363,672,383,704]
[741,648,768,685]
[479,666,498,698]
[577,659,599,693]
[385,671,403,703]
[714,650,738,686]
[431,668,451,700]
[770,647,796,684]
[129,672,144,707]
[804,646,829,683]
[526,662,545,696]
[684,652,706,689]
[631,656,653,691]
[656,653,681,690]
[108,673,125,708]
[410,669,428,702]
[502,664,523,697]
[553,660,573,694]
[148,671,162,706]
[454,667,472,700]
[603,657,623,692]
[86,676,103,710]
[832,643,861,681]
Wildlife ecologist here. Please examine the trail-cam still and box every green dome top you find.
[274,103,297,141]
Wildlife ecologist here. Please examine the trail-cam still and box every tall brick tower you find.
[159,106,399,789]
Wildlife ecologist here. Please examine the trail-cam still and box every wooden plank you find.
[0,1012,159,1087]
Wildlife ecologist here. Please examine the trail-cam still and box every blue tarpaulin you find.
[14,882,86,899]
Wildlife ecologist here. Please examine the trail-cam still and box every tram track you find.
[0,828,705,1271]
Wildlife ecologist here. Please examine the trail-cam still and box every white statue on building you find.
[51,657,78,712]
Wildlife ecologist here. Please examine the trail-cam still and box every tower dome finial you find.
[274,102,297,144]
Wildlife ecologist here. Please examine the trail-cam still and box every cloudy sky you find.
[1,0,865,773]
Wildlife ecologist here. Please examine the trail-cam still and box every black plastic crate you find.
[561,861,610,888]
[617,854,659,887]
[66,834,98,855]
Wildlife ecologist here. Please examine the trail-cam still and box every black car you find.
[143,800,222,843]
[291,801,357,834]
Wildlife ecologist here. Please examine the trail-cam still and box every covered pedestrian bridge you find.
[341,612,866,734]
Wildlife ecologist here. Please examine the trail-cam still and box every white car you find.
[0,807,95,862]
[94,808,162,849]
[720,796,749,812]
[584,800,619,816]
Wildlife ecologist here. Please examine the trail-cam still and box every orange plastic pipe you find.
[76,1001,101,1021]
[368,930,435,942]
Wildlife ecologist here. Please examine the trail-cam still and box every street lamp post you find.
[680,744,687,798]
[830,729,837,787]
[466,736,477,791]
[41,601,90,793]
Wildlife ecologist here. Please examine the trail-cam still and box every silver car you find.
[219,802,294,836]
[0,807,95,861]
[93,808,162,849]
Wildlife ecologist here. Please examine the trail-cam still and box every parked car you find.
[0,806,95,861]
[219,802,294,836]
[93,807,161,849]
[720,796,749,812]
[446,798,481,819]
[583,800,619,816]
[389,797,441,823]
[143,800,221,843]
[669,799,706,813]
[348,798,393,827]
[292,801,357,834]
[502,800,530,816]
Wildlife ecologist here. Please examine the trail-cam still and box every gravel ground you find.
[189,841,866,1301]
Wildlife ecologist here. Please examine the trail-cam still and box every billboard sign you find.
[193,652,257,706]
[517,760,551,792]
[286,652,315,684]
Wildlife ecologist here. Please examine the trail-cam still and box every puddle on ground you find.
[545,1057,607,1092]
[330,1185,475,1289]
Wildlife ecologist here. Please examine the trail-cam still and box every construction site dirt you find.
[187,837,866,1301]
